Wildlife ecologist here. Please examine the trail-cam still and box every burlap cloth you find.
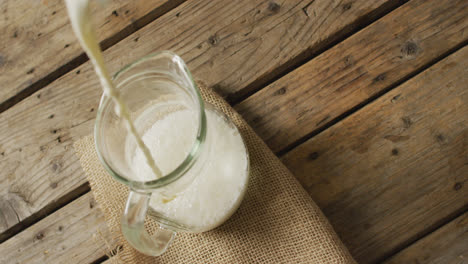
[74,83,355,263]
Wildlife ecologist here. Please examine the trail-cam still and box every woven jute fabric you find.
[74,83,355,263]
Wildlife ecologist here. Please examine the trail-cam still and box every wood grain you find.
[0,0,181,109]
[281,46,468,263]
[0,193,112,264]
[383,212,468,264]
[0,0,396,235]
[236,0,468,153]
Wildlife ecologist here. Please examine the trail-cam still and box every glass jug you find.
[94,51,249,256]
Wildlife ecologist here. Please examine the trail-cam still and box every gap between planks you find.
[383,210,468,264]
[380,206,468,263]
[0,183,89,244]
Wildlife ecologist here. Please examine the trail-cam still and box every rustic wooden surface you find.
[383,212,468,264]
[282,45,468,263]
[236,0,468,153]
[0,0,396,237]
[0,193,112,264]
[0,0,467,263]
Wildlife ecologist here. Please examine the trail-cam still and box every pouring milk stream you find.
[64,0,163,179]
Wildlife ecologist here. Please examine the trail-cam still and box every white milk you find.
[131,106,249,231]
[66,0,249,232]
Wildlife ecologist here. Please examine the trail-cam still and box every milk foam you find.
[131,108,249,231]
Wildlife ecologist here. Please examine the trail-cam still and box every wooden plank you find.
[0,0,181,109]
[0,192,113,264]
[383,212,468,264]
[281,46,468,263]
[0,0,397,236]
[236,0,468,153]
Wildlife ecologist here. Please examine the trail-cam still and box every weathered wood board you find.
[282,46,468,262]
[0,193,112,264]
[383,212,468,264]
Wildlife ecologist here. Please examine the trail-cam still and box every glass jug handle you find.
[121,190,176,256]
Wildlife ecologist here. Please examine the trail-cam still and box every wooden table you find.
[0,0,466,263]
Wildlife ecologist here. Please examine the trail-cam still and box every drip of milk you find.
[131,107,249,231]
[64,0,163,178]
